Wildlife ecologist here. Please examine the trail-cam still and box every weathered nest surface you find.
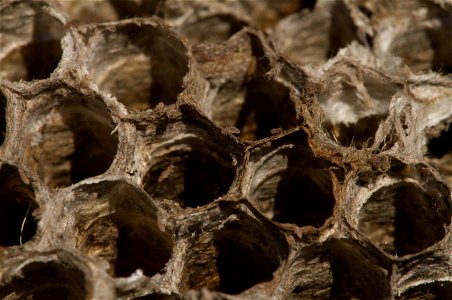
[0,0,451,299]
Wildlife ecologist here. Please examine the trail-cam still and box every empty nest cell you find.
[83,21,189,111]
[182,205,288,294]
[0,257,91,300]
[0,163,38,247]
[0,0,64,81]
[143,134,235,208]
[247,133,335,227]
[319,67,399,148]
[357,181,451,256]
[23,93,118,189]
[71,180,173,278]
[283,239,391,300]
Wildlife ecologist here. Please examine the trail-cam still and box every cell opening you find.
[180,15,246,45]
[357,182,451,256]
[288,240,391,300]
[0,2,64,81]
[0,164,38,246]
[0,91,6,146]
[231,77,296,141]
[328,0,357,58]
[74,181,173,278]
[144,141,236,208]
[397,281,452,300]
[249,144,335,227]
[24,96,118,189]
[86,23,189,111]
[0,261,89,300]
[326,114,386,148]
[427,123,452,159]
[183,215,288,294]
[319,75,398,148]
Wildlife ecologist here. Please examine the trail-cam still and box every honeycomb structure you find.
[0,0,451,299]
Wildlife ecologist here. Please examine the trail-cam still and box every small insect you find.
[222,126,240,136]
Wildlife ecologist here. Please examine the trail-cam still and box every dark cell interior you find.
[427,124,452,159]
[24,97,118,188]
[234,77,296,141]
[327,114,385,148]
[0,91,6,146]
[184,217,288,294]
[358,182,451,256]
[0,164,37,246]
[110,0,162,19]
[290,240,391,300]
[75,181,173,278]
[397,281,452,300]
[144,148,235,208]
[180,15,245,45]
[0,261,88,300]
[328,0,357,58]
[250,145,335,227]
[0,3,63,81]
[87,24,188,111]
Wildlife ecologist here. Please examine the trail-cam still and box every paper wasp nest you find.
[0,0,451,299]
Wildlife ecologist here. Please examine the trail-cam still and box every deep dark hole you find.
[328,115,383,148]
[114,217,172,277]
[301,0,317,11]
[393,185,447,256]
[215,238,277,294]
[328,0,357,58]
[0,166,37,247]
[68,119,118,184]
[359,183,450,256]
[236,77,295,141]
[110,0,162,18]
[19,5,63,81]
[145,151,235,208]
[21,40,62,81]
[273,172,334,227]
[329,241,390,300]
[0,91,6,146]
[427,124,452,159]
[0,194,37,246]
[0,261,87,300]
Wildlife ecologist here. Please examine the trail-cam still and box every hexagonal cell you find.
[181,203,288,294]
[23,93,118,189]
[318,65,399,148]
[281,239,391,300]
[357,181,451,256]
[234,76,297,141]
[246,131,335,227]
[0,255,92,300]
[70,180,173,278]
[397,281,452,300]
[370,1,452,74]
[0,163,38,247]
[144,143,236,208]
[83,20,189,111]
[272,0,358,67]
[0,0,64,81]
[0,90,6,146]
[192,31,298,141]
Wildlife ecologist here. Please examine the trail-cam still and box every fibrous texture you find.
[0,0,451,299]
